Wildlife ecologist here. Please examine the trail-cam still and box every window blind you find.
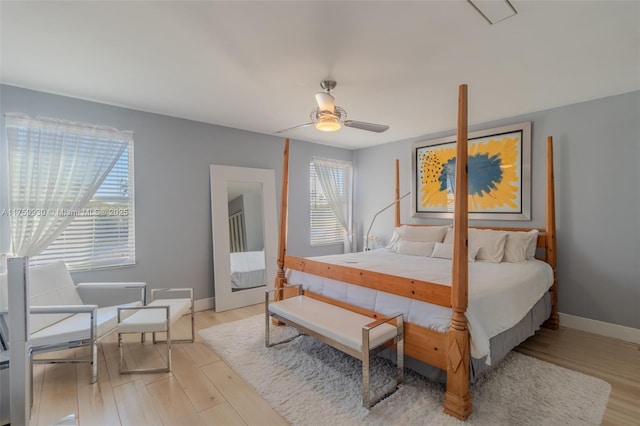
[309,161,347,246]
[30,143,135,270]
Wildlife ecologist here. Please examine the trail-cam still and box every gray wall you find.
[228,192,264,252]
[0,85,352,303]
[354,91,640,329]
[2,85,638,329]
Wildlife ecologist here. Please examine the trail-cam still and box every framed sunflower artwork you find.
[411,122,531,220]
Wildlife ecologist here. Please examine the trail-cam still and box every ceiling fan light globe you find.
[316,120,341,132]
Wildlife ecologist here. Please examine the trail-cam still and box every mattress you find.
[230,250,266,289]
[285,248,554,364]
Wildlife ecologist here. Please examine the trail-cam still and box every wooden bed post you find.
[275,138,290,303]
[394,159,401,227]
[543,136,560,330]
[443,84,472,420]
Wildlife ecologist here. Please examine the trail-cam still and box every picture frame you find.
[411,121,531,220]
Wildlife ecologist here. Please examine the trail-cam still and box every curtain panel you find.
[312,157,353,253]
[4,114,132,257]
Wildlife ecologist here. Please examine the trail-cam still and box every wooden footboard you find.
[284,255,451,307]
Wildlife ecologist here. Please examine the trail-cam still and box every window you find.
[2,114,135,272]
[30,142,135,270]
[309,159,352,247]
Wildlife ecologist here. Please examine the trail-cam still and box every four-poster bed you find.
[273,85,559,420]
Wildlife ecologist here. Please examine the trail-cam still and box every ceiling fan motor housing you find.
[320,80,337,91]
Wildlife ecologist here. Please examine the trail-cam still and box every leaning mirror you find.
[210,165,277,312]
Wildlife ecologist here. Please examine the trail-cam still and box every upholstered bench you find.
[117,288,194,374]
[265,286,404,408]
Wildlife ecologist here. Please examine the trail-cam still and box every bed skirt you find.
[380,292,551,383]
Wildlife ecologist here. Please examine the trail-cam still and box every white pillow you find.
[469,228,508,263]
[385,227,403,251]
[395,240,435,256]
[503,230,539,263]
[430,242,480,262]
[526,230,539,258]
[443,226,454,244]
[398,225,448,243]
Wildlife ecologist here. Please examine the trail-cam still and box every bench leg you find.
[361,314,404,409]
[396,316,404,388]
[362,336,371,408]
[119,330,171,374]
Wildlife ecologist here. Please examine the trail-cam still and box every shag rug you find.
[199,315,611,425]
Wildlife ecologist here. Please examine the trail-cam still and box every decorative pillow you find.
[430,242,480,262]
[503,230,539,263]
[398,225,448,243]
[443,226,454,244]
[385,227,403,251]
[468,244,480,262]
[468,228,508,263]
[395,240,435,256]
[526,230,539,258]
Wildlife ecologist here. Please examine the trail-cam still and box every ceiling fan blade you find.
[274,122,314,133]
[314,92,335,113]
[344,120,389,133]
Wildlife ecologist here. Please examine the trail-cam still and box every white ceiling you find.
[1,1,639,150]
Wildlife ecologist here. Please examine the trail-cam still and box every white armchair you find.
[0,261,146,384]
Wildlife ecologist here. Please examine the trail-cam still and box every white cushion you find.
[30,301,141,348]
[395,240,435,256]
[443,226,455,244]
[269,296,397,352]
[0,261,83,333]
[503,230,539,263]
[469,228,508,263]
[385,228,402,251]
[117,298,192,334]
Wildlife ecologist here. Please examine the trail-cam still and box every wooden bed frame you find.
[274,84,559,420]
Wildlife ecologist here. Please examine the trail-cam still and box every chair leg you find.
[167,322,172,371]
[91,340,98,384]
[29,349,34,408]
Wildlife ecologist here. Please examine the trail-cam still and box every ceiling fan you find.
[275,80,389,134]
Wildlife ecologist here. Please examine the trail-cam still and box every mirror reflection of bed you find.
[210,165,277,312]
[227,181,267,292]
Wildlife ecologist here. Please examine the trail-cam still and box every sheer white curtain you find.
[313,157,353,253]
[4,114,132,257]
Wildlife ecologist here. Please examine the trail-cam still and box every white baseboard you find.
[189,303,640,344]
[194,297,214,312]
[559,312,640,344]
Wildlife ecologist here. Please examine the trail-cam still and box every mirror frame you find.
[210,165,277,312]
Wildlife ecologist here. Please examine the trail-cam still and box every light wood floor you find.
[24,304,639,426]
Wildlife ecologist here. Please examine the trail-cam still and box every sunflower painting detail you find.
[413,123,531,220]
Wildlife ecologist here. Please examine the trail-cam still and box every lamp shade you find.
[316,119,341,132]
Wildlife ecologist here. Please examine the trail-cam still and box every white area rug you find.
[200,315,611,426]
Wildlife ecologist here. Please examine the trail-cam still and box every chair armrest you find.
[76,282,146,290]
[151,288,193,301]
[76,282,147,305]
[30,305,99,342]
[363,313,403,331]
[30,304,98,315]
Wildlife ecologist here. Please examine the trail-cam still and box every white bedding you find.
[285,249,554,364]
[230,250,266,289]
